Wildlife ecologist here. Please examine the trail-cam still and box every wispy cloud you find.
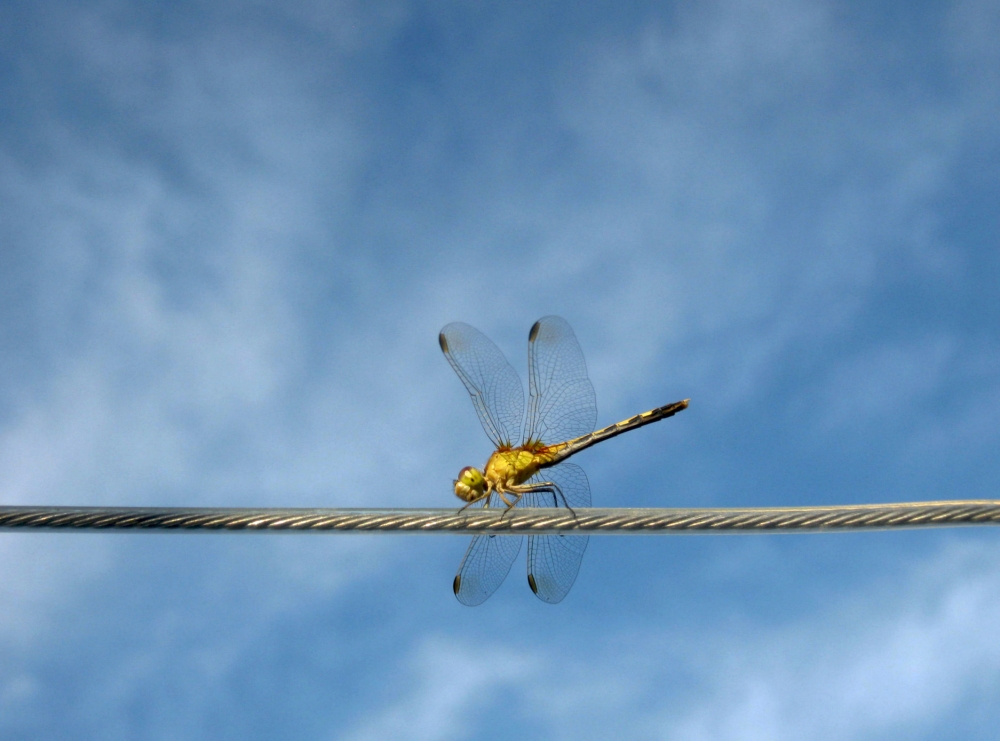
[340,637,536,741]
[0,0,998,738]
[356,539,1000,741]
[659,540,1000,740]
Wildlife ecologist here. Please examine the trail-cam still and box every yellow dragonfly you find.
[440,316,688,605]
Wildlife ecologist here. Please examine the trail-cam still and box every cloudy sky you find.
[2,0,999,737]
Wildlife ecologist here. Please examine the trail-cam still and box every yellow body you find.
[484,447,556,488]
[453,443,566,506]
[452,399,689,509]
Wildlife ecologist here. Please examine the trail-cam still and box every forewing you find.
[440,322,525,448]
[524,316,597,445]
[453,494,523,606]
[522,462,591,604]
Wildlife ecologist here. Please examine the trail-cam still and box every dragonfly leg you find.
[508,481,578,518]
[492,488,525,521]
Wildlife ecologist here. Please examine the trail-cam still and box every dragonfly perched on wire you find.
[439,316,688,605]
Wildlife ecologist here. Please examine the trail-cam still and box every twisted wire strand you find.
[2,501,1000,534]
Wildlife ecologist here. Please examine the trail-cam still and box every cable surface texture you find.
[2,501,1000,534]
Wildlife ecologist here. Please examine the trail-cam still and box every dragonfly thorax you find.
[485,448,542,487]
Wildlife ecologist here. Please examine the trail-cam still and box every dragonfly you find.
[439,316,688,605]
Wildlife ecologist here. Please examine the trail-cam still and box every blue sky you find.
[1,0,999,737]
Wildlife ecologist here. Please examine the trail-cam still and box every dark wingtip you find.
[528,320,541,343]
[439,333,449,353]
[452,574,461,595]
[527,573,538,594]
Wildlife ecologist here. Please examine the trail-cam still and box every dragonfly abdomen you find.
[546,398,689,464]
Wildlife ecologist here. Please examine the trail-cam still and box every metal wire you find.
[2,501,1000,534]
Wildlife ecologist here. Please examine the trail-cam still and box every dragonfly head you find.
[454,466,486,502]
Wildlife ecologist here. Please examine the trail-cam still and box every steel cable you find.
[2,501,1000,534]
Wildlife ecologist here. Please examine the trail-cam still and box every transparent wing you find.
[453,493,523,606]
[524,316,597,446]
[440,322,525,448]
[523,462,591,604]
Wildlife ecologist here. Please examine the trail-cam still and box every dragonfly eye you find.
[454,466,485,502]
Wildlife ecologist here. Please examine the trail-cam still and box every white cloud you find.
[309,540,1000,741]
[0,0,998,737]
[657,540,1000,740]
[339,636,536,741]
[531,0,984,417]
[377,539,1000,741]
[0,2,406,654]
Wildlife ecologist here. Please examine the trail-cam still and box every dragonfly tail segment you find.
[547,399,689,464]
